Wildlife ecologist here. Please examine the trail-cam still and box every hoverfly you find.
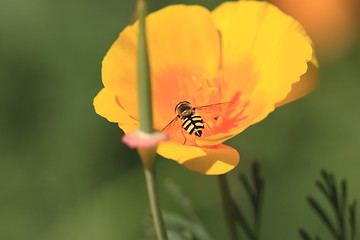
[162,101,233,144]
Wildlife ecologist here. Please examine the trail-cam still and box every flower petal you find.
[157,142,239,175]
[147,5,222,130]
[102,25,138,120]
[93,88,138,133]
[147,5,221,78]
[201,1,314,145]
[269,0,360,55]
[102,5,221,130]
[197,56,318,146]
[276,56,319,107]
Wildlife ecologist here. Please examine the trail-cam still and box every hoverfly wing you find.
[161,116,181,137]
[191,102,234,138]
[162,116,189,143]
[195,102,234,119]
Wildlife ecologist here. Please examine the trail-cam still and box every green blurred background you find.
[1,0,359,239]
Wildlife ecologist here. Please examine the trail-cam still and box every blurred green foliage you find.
[0,0,359,239]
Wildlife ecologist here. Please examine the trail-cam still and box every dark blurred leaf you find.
[299,228,315,240]
[234,160,265,240]
[306,196,337,239]
[164,179,213,240]
[349,200,356,240]
[232,200,255,240]
[300,170,358,240]
[239,174,256,208]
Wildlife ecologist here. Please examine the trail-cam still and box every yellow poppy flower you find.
[94,1,319,175]
[269,0,360,56]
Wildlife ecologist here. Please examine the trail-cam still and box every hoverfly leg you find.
[204,122,214,136]
[181,128,188,145]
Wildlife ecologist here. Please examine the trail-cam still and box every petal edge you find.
[157,142,240,175]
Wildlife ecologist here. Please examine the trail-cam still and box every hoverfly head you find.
[175,101,193,117]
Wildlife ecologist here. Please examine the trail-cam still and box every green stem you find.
[144,161,168,240]
[136,0,167,239]
[218,174,240,240]
[137,0,153,133]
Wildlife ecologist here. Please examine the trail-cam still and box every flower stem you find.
[136,1,167,239]
[144,162,168,240]
[218,174,240,240]
[137,0,153,133]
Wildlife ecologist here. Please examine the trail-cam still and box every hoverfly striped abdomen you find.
[162,101,233,144]
[181,114,204,137]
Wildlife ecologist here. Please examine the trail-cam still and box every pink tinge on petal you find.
[122,130,170,148]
